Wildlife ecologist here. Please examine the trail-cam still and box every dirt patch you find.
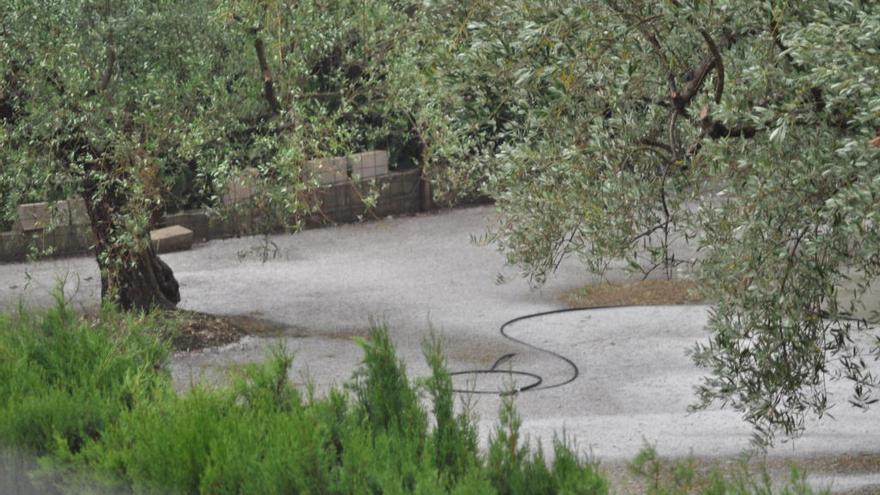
[283,326,371,341]
[775,453,880,477]
[160,311,283,352]
[562,279,707,308]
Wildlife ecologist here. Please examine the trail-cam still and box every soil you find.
[161,310,282,352]
[562,279,708,308]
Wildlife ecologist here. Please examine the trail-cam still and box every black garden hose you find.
[449,306,621,395]
[450,304,875,396]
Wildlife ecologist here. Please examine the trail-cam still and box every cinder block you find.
[388,174,406,196]
[16,203,49,231]
[150,225,193,254]
[207,215,237,240]
[307,156,349,185]
[46,224,95,256]
[0,224,95,262]
[161,209,209,241]
[18,197,91,232]
[319,188,338,210]
[348,150,389,179]
[0,231,27,262]
[222,168,261,205]
[68,197,90,226]
[17,202,69,231]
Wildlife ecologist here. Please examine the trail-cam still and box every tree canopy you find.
[400,0,880,443]
[2,0,878,443]
[1,0,418,307]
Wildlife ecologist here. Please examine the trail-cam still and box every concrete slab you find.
[150,225,193,254]
[1,206,878,492]
[161,210,209,242]
[67,197,90,226]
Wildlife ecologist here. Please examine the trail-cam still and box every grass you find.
[562,279,708,308]
[0,295,821,494]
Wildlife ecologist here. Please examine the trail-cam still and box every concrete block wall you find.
[348,151,389,179]
[307,156,350,185]
[0,225,96,262]
[0,169,424,262]
[306,151,390,185]
[16,198,89,232]
[221,168,260,205]
[309,168,420,224]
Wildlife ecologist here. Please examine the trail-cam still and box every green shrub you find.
[350,325,427,438]
[0,299,819,494]
[629,445,822,495]
[423,334,480,487]
[0,295,167,457]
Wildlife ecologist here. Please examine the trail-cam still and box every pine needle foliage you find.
[0,302,613,494]
[0,300,823,494]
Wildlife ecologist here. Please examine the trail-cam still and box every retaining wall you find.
[0,169,424,263]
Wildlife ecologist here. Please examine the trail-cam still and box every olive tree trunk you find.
[75,150,180,311]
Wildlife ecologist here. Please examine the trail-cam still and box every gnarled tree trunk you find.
[64,138,180,311]
[107,245,179,311]
[82,170,179,311]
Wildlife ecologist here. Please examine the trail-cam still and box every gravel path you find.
[1,205,878,493]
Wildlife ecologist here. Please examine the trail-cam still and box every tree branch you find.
[253,36,281,114]
[96,44,116,94]
[672,50,715,113]
[699,105,757,139]
[638,137,673,155]
[673,28,753,114]
[699,29,724,104]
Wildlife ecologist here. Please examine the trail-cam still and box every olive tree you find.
[0,0,253,309]
[399,0,880,443]
[1,0,417,309]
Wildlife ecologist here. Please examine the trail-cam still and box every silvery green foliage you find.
[402,1,880,443]
[690,1,880,444]
[0,0,255,231]
[396,1,709,280]
[2,0,878,442]
[0,0,418,305]
[0,0,420,231]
